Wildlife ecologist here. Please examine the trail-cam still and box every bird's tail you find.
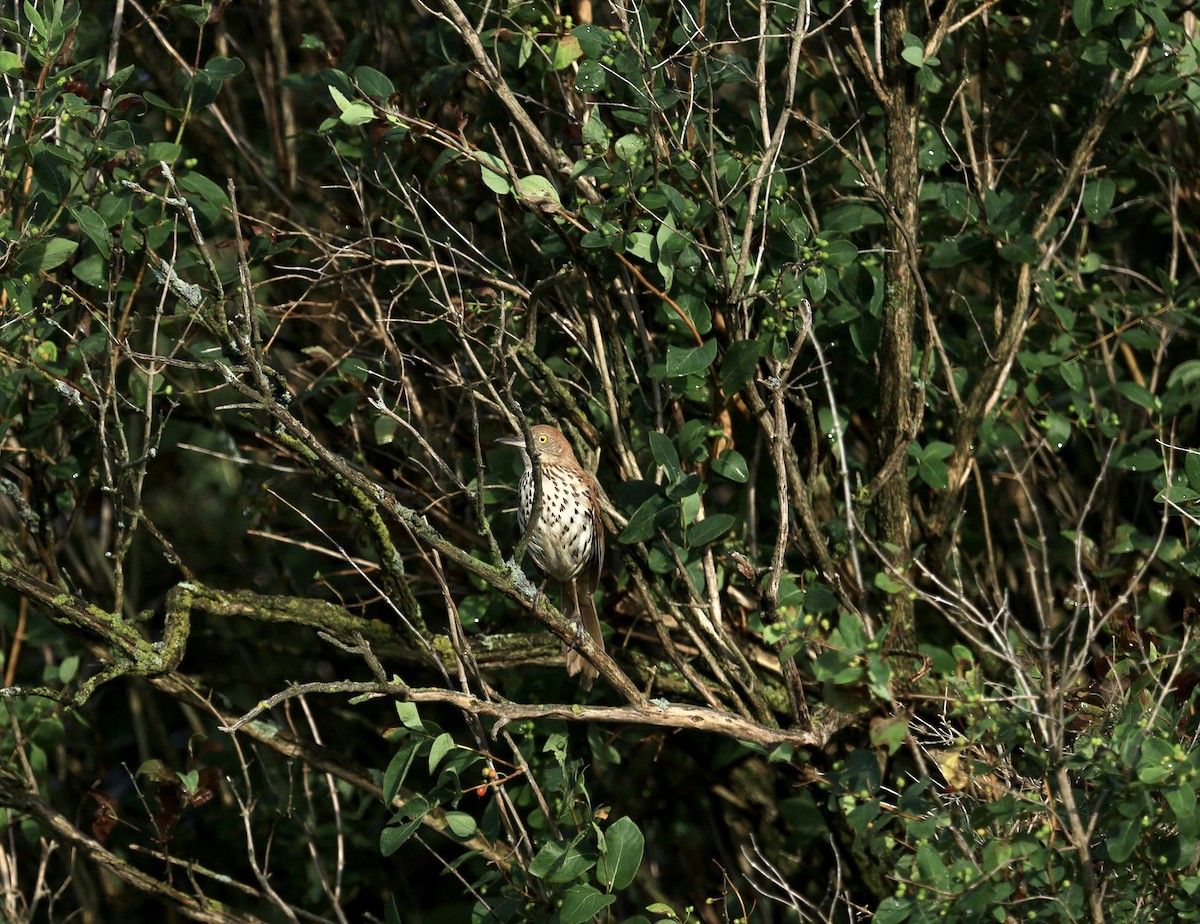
[563,578,603,690]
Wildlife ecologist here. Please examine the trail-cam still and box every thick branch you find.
[874,3,921,651]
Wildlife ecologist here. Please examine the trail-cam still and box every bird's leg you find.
[530,577,551,617]
[562,578,599,689]
[559,579,581,644]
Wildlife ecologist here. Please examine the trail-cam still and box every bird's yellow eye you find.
[538,434,547,442]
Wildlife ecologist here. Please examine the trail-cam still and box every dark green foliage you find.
[1,1,1200,922]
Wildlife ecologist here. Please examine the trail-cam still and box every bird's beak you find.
[494,434,524,448]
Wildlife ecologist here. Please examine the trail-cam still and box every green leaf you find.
[917,458,948,489]
[1139,72,1184,96]
[655,217,684,287]
[649,431,681,480]
[984,187,1028,233]
[1073,0,1096,35]
[1138,736,1176,784]
[803,581,839,614]
[574,59,605,93]
[663,339,717,378]
[137,759,175,784]
[600,816,644,890]
[143,90,184,117]
[1043,409,1072,450]
[619,494,667,544]
[177,769,200,793]
[106,65,136,93]
[177,172,231,207]
[579,124,611,159]
[204,56,244,79]
[998,233,1038,264]
[354,65,395,98]
[1105,815,1141,863]
[916,843,950,890]
[572,23,613,58]
[559,885,615,924]
[719,340,762,394]
[939,181,970,220]
[59,655,79,684]
[517,174,560,205]
[98,191,132,228]
[1185,452,1200,491]
[626,231,653,262]
[33,150,73,199]
[176,4,211,25]
[822,202,884,232]
[869,713,909,754]
[24,1,46,37]
[846,800,880,835]
[338,356,369,382]
[875,571,905,594]
[1083,177,1116,222]
[835,611,869,650]
[69,205,111,258]
[674,476,702,506]
[380,795,429,856]
[710,449,749,483]
[1166,781,1198,832]
[33,341,58,365]
[866,654,892,700]
[873,897,914,924]
[517,31,534,67]
[804,267,827,301]
[529,840,595,882]
[1116,380,1156,410]
[146,141,183,164]
[581,222,621,249]
[677,419,709,462]
[428,732,455,774]
[72,254,108,287]
[552,35,583,69]
[687,513,735,548]
[443,810,476,838]
[0,50,22,76]
[383,742,418,803]
[900,36,925,67]
[1059,360,1084,392]
[326,391,360,425]
[328,85,375,125]
[822,239,858,267]
[1167,360,1200,391]
[1115,447,1159,472]
[14,238,78,274]
[476,151,511,194]
[915,63,942,93]
[395,701,424,731]
[614,134,646,162]
[374,415,398,445]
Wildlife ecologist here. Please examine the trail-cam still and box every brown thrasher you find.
[495,425,605,689]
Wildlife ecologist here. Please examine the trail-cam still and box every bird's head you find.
[495,424,573,463]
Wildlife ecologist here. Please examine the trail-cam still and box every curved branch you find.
[218,677,849,749]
